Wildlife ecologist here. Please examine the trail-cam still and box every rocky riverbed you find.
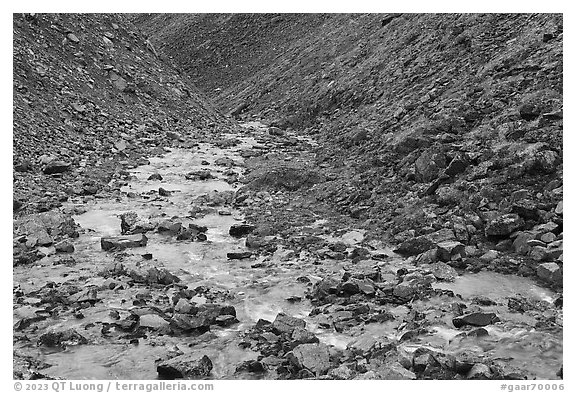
[13,122,562,380]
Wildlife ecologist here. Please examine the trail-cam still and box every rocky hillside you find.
[137,13,563,286]
[13,13,232,215]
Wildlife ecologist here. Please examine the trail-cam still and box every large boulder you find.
[156,354,213,379]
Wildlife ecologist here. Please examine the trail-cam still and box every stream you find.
[13,123,562,380]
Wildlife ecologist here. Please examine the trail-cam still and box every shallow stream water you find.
[13,124,562,379]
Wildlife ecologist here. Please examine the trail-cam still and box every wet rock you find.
[229,224,256,237]
[43,160,71,174]
[101,234,148,251]
[120,212,154,234]
[54,240,74,253]
[185,169,214,180]
[289,343,331,375]
[453,312,500,328]
[38,329,88,348]
[272,313,306,335]
[485,214,524,237]
[536,262,562,285]
[394,236,435,256]
[156,354,213,379]
[227,251,252,259]
[129,266,180,285]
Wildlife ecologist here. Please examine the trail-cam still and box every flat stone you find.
[139,314,170,330]
[227,251,252,259]
[453,312,500,328]
[101,234,147,251]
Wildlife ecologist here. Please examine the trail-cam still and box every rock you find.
[235,360,266,374]
[394,236,435,256]
[485,214,524,237]
[555,200,563,215]
[227,251,252,259]
[291,327,319,346]
[66,33,80,43]
[436,240,465,262]
[537,262,562,285]
[43,160,71,174]
[139,314,170,330]
[467,363,492,379]
[479,249,499,261]
[129,266,180,285]
[229,224,256,237]
[272,313,306,335]
[101,234,148,251]
[453,312,500,328]
[426,262,457,281]
[328,364,354,379]
[415,146,446,182]
[513,232,536,255]
[157,354,213,379]
[158,187,171,197]
[530,246,549,262]
[54,240,74,253]
[170,314,211,333]
[444,156,468,177]
[148,173,163,181]
[174,298,196,314]
[373,361,416,380]
[38,329,88,348]
[289,343,331,375]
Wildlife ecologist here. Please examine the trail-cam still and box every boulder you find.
[415,146,446,182]
[156,354,213,379]
[436,241,465,262]
[536,263,562,285]
[289,343,331,375]
[485,214,524,237]
[229,224,256,237]
[453,312,500,328]
[394,236,435,256]
[55,240,74,253]
[272,313,306,335]
[101,234,148,251]
[227,251,252,260]
[43,160,71,174]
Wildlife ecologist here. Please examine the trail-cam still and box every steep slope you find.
[13,13,232,215]
[131,13,331,97]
